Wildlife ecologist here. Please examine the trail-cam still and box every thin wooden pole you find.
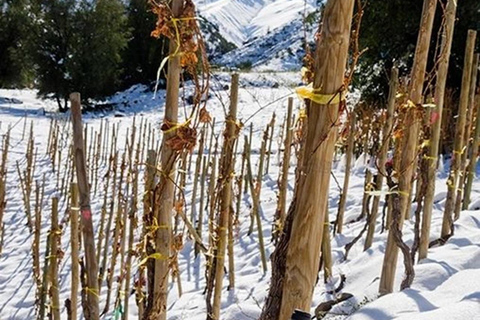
[463,88,480,209]
[71,183,80,320]
[419,0,457,260]
[70,92,99,319]
[336,109,356,234]
[455,54,479,216]
[50,197,61,320]
[274,97,294,239]
[210,73,239,320]
[365,67,398,250]
[441,30,476,238]
[151,1,183,318]
[379,0,437,294]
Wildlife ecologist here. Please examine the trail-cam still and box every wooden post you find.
[321,205,332,283]
[379,0,437,295]
[336,109,356,234]
[50,197,60,320]
[365,66,398,250]
[70,92,99,319]
[274,98,294,238]
[419,0,457,260]
[150,1,183,319]
[143,150,157,314]
[71,183,80,320]
[463,85,480,209]
[259,1,355,319]
[245,139,268,273]
[441,30,476,238]
[210,73,239,320]
[454,53,479,218]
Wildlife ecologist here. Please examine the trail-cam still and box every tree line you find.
[0,0,167,111]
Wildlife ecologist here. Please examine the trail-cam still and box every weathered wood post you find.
[336,109,356,234]
[274,97,294,237]
[70,183,80,320]
[209,73,239,320]
[70,92,99,319]
[455,53,479,219]
[419,0,457,260]
[441,30,477,238]
[379,0,437,295]
[259,1,355,319]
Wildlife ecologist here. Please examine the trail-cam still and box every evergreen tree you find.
[0,0,35,88]
[33,0,77,111]
[122,0,168,88]
[32,0,128,110]
[71,0,129,99]
[357,0,480,104]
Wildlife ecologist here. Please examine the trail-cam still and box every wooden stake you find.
[259,1,355,318]
[209,73,239,320]
[49,197,61,320]
[440,30,476,238]
[379,0,437,294]
[150,1,184,318]
[336,109,356,234]
[455,53,478,216]
[71,183,80,320]
[419,0,457,260]
[365,67,398,250]
[274,97,294,240]
[70,92,99,319]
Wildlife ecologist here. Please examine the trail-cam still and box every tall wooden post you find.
[259,1,355,319]
[70,183,80,320]
[455,54,479,219]
[151,1,183,319]
[210,73,239,320]
[70,92,99,319]
[441,30,477,238]
[463,80,480,209]
[419,0,457,260]
[379,0,437,295]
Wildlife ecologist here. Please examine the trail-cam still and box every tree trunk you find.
[259,1,355,319]
[379,0,437,295]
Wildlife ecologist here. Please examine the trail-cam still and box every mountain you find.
[197,0,321,70]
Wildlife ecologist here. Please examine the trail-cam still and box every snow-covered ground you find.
[1,72,480,320]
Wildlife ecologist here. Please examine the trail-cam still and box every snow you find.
[196,0,316,47]
[1,73,480,320]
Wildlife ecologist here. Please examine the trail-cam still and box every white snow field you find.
[1,73,480,320]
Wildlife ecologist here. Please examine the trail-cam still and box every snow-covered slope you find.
[197,0,318,69]
[1,73,480,320]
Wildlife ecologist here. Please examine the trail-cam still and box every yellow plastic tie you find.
[85,287,100,298]
[295,84,346,105]
[139,253,169,267]
[163,118,192,134]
